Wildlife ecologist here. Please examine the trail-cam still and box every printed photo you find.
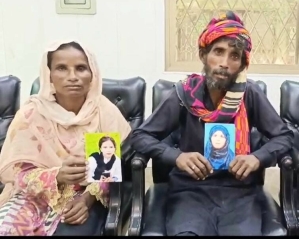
[204,123,235,170]
[84,132,122,183]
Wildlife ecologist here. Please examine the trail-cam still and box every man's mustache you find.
[212,69,230,77]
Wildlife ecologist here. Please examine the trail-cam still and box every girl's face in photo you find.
[211,130,226,149]
[100,140,116,159]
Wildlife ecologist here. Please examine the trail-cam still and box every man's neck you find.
[208,88,226,108]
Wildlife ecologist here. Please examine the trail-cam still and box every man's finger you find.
[229,158,238,171]
[235,164,247,180]
[190,159,208,177]
[185,164,200,180]
[230,159,243,174]
[240,167,252,181]
[187,160,205,179]
[195,153,213,174]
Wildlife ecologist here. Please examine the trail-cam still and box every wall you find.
[0,0,298,172]
[1,0,299,114]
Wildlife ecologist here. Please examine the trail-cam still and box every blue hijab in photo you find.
[204,125,235,170]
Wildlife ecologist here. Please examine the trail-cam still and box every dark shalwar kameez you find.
[130,79,293,236]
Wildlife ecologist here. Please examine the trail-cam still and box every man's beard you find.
[203,64,239,91]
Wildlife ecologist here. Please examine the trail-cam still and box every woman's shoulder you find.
[16,102,39,123]
[13,102,39,124]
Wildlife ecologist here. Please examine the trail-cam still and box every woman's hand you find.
[61,193,95,225]
[103,177,114,182]
[56,157,88,185]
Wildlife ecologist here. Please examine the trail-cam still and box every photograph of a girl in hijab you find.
[85,133,122,183]
[204,123,235,170]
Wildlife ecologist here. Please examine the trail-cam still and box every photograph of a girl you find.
[86,136,122,183]
[204,124,235,170]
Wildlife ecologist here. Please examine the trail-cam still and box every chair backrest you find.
[280,80,299,151]
[151,79,267,183]
[0,75,21,151]
[30,77,146,180]
[280,80,299,189]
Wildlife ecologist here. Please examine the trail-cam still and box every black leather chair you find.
[0,75,21,194]
[280,80,299,235]
[30,76,146,236]
[129,79,289,236]
[0,75,21,152]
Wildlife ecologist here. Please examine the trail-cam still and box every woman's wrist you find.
[83,192,96,209]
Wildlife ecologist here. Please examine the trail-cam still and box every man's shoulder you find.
[246,79,266,95]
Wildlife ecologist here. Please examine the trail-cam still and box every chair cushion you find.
[259,189,287,236]
[142,183,167,236]
[142,184,286,236]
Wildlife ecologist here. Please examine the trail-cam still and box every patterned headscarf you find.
[198,11,252,66]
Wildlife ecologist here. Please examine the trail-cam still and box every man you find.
[130,11,294,236]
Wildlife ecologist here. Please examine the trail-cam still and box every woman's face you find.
[50,46,92,99]
[211,130,226,149]
[100,140,116,159]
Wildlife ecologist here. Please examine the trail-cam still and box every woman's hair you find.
[47,41,86,69]
[98,136,117,149]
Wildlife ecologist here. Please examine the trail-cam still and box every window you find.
[165,0,299,74]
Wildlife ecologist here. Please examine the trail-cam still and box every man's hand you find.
[229,155,260,181]
[176,152,213,180]
[61,193,95,225]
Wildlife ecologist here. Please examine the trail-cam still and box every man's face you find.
[203,39,244,91]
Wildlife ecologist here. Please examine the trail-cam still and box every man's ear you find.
[239,64,246,72]
[199,49,207,64]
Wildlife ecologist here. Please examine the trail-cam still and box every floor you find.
[144,166,281,204]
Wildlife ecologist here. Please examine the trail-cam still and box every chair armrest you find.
[104,182,122,236]
[279,152,298,235]
[128,153,148,236]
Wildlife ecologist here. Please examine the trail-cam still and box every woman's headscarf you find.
[0,39,131,206]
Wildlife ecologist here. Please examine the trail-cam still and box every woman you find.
[0,40,131,236]
[87,136,122,183]
[204,125,234,170]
